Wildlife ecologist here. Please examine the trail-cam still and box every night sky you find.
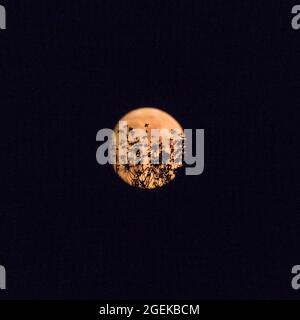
[0,0,299,299]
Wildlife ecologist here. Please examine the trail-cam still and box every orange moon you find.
[113,107,184,189]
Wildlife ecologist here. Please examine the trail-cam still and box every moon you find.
[113,107,184,189]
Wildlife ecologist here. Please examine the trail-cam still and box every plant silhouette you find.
[115,123,184,189]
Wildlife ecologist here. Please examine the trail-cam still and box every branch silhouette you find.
[116,123,185,188]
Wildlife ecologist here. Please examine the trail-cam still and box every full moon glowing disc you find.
[113,107,184,189]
